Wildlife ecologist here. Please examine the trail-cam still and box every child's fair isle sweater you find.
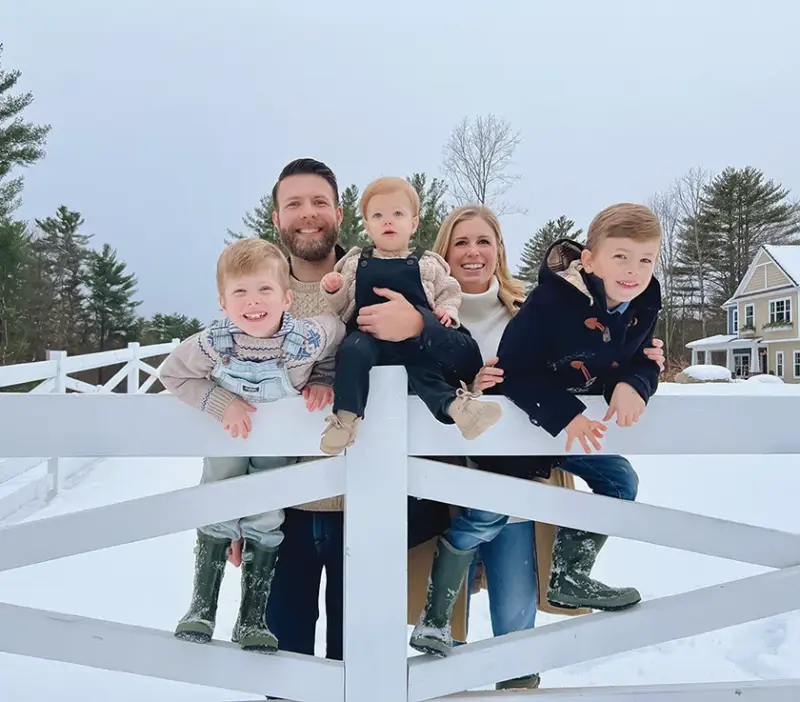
[160,313,345,418]
[322,246,462,325]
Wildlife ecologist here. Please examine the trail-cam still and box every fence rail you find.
[0,367,798,701]
[0,339,180,519]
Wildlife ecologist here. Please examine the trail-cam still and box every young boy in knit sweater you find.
[160,237,344,652]
[318,176,502,454]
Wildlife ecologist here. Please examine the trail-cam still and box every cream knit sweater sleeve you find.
[320,246,361,323]
[420,251,462,326]
[159,331,239,421]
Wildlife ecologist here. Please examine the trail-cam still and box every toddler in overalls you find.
[318,176,502,455]
[160,238,344,652]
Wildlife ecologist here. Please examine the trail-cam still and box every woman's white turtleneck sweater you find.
[458,276,513,362]
[459,276,526,524]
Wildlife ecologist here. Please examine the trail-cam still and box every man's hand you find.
[303,383,333,411]
[321,272,343,294]
[604,382,646,427]
[356,287,424,341]
[471,357,504,393]
[222,397,256,439]
[565,414,607,454]
[435,306,452,327]
[644,337,665,372]
[228,538,243,567]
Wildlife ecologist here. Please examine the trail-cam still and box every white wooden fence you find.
[0,367,799,701]
[0,340,179,520]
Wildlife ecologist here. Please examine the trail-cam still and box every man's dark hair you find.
[272,158,339,208]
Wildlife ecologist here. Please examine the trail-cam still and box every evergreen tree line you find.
[0,44,202,380]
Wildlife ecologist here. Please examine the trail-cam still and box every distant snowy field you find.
[1,382,799,701]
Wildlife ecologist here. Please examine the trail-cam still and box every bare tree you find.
[441,114,524,215]
[648,189,681,364]
[672,166,712,337]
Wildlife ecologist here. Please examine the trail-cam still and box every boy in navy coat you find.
[496,202,662,611]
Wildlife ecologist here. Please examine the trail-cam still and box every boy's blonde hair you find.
[360,177,421,219]
[586,203,662,250]
[216,238,290,298]
[433,204,526,316]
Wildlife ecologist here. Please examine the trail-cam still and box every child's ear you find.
[283,289,294,310]
[219,296,227,313]
[412,215,420,233]
[580,249,593,273]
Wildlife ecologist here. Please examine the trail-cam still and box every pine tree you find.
[690,167,800,310]
[408,173,450,249]
[517,216,583,287]
[32,206,92,353]
[0,218,33,363]
[141,312,204,343]
[226,194,279,244]
[0,44,51,218]
[85,243,141,351]
[338,184,367,250]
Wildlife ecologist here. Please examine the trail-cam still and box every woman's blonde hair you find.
[433,204,526,315]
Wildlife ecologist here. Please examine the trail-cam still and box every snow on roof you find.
[686,334,738,348]
[764,244,800,286]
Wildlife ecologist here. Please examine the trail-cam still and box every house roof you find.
[686,334,763,349]
[724,244,800,305]
[763,244,800,286]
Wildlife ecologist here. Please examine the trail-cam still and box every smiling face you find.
[444,215,499,293]
[364,190,418,252]
[272,174,342,262]
[220,263,293,337]
[581,236,660,307]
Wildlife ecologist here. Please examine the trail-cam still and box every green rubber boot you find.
[174,531,230,643]
[231,541,280,653]
[547,527,641,611]
[496,673,541,690]
[409,537,475,657]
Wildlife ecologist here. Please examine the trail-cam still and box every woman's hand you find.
[644,337,665,372]
[471,357,504,393]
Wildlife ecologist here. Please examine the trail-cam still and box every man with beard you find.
[210,158,481,668]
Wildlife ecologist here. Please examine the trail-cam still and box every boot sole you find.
[174,628,213,644]
[547,595,641,612]
[236,631,279,653]
[409,636,449,658]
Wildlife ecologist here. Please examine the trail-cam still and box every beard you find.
[278,221,338,262]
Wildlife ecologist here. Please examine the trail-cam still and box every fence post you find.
[127,342,140,394]
[343,367,409,702]
[46,350,68,502]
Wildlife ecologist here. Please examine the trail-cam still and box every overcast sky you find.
[3,0,798,323]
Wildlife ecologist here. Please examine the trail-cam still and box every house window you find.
[696,350,706,364]
[744,304,755,329]
[731,308,739,333]
[733,351,751,378]
[794,351,800,379]
[769,298,792,325]
[776,351,784,377]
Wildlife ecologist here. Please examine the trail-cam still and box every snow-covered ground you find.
[1,386,800,700]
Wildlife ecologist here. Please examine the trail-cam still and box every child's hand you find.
[565,414,607,454]
[322,272,344,293]
[435,306,452,327]
[471,357,504,393]
[222,397,256,438]
[604,382,645,427]
[303,384,333,411]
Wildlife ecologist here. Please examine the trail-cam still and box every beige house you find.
[687,244,800,381]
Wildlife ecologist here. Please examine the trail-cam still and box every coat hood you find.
[538,238,662,312]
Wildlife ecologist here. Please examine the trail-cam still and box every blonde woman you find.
[408,205,665,690]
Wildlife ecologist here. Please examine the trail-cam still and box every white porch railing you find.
[0,367,799,701]
[0,340,180,520]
